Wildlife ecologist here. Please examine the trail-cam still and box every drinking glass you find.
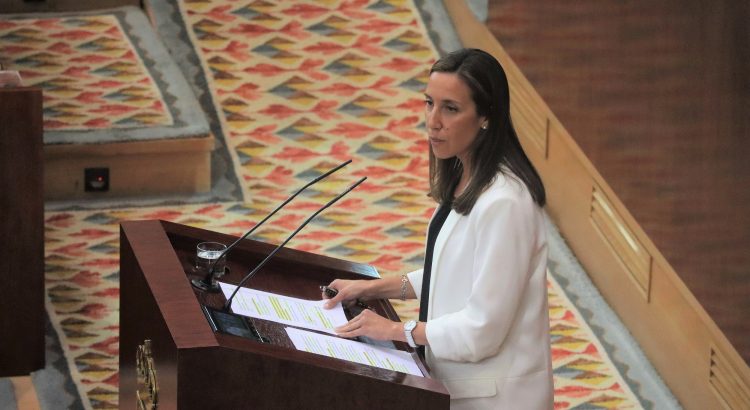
[195,242,227,286]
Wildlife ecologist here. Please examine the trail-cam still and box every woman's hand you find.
[334,309,400,341]
[321,279,370,309]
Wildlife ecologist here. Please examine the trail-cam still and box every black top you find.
[417,203,452,357]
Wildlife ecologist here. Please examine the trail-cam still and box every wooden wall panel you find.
[646,261,715,409]
[486,0,750,365]
[710,344,750,409]
[441,2,750,408]
[590,185,652,300]
[0,87,45,376]
[44,136,213,200]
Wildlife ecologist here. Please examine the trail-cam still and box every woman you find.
[323,48,553,409]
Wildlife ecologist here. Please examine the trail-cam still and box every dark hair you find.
[428,48,546,213]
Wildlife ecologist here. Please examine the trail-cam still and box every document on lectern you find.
[219,282,348,334]
[286,327,423,376]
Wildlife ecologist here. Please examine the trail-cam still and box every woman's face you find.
[424,71,486,168]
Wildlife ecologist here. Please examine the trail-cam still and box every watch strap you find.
[404,320,417,348]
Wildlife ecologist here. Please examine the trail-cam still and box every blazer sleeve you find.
[406,269,424,301]
[425,192,539,362]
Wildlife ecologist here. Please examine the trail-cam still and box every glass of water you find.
[196,242,228,286]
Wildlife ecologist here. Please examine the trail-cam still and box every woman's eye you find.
[445,106,458,112]
[424,99,433,107]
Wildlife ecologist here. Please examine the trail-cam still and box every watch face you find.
[405,320,417,331]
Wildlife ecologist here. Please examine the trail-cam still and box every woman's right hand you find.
[322,279,370,309]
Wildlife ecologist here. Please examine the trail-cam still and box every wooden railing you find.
[442,1,750,409]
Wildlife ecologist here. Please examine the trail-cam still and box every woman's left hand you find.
[335,309,400,341]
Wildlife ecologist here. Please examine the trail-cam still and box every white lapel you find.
[427,209,461,319]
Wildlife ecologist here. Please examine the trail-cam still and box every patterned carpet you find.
[8,0,645,408]
[0,14,172,130]
[45,204,641,409]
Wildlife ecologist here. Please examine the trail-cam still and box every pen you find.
[320,285,372,310]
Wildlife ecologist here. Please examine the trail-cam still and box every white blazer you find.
[407,172,553,410]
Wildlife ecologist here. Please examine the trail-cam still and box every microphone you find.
[223,176,367,312]
[191,159,353,292]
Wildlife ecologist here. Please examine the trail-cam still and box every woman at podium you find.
[323,48,553,409]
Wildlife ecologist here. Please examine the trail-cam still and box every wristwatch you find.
[404,320,418,348]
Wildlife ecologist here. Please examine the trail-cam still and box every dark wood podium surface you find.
[119,220,448,409]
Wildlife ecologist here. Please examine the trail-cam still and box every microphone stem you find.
[223,176,367,312]
[201,159,352,284]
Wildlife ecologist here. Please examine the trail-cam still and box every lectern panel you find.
[119,220,449,409]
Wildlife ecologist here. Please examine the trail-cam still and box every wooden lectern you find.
[119,220,449,409]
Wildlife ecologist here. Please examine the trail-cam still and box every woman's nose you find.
[426,110,441,130]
